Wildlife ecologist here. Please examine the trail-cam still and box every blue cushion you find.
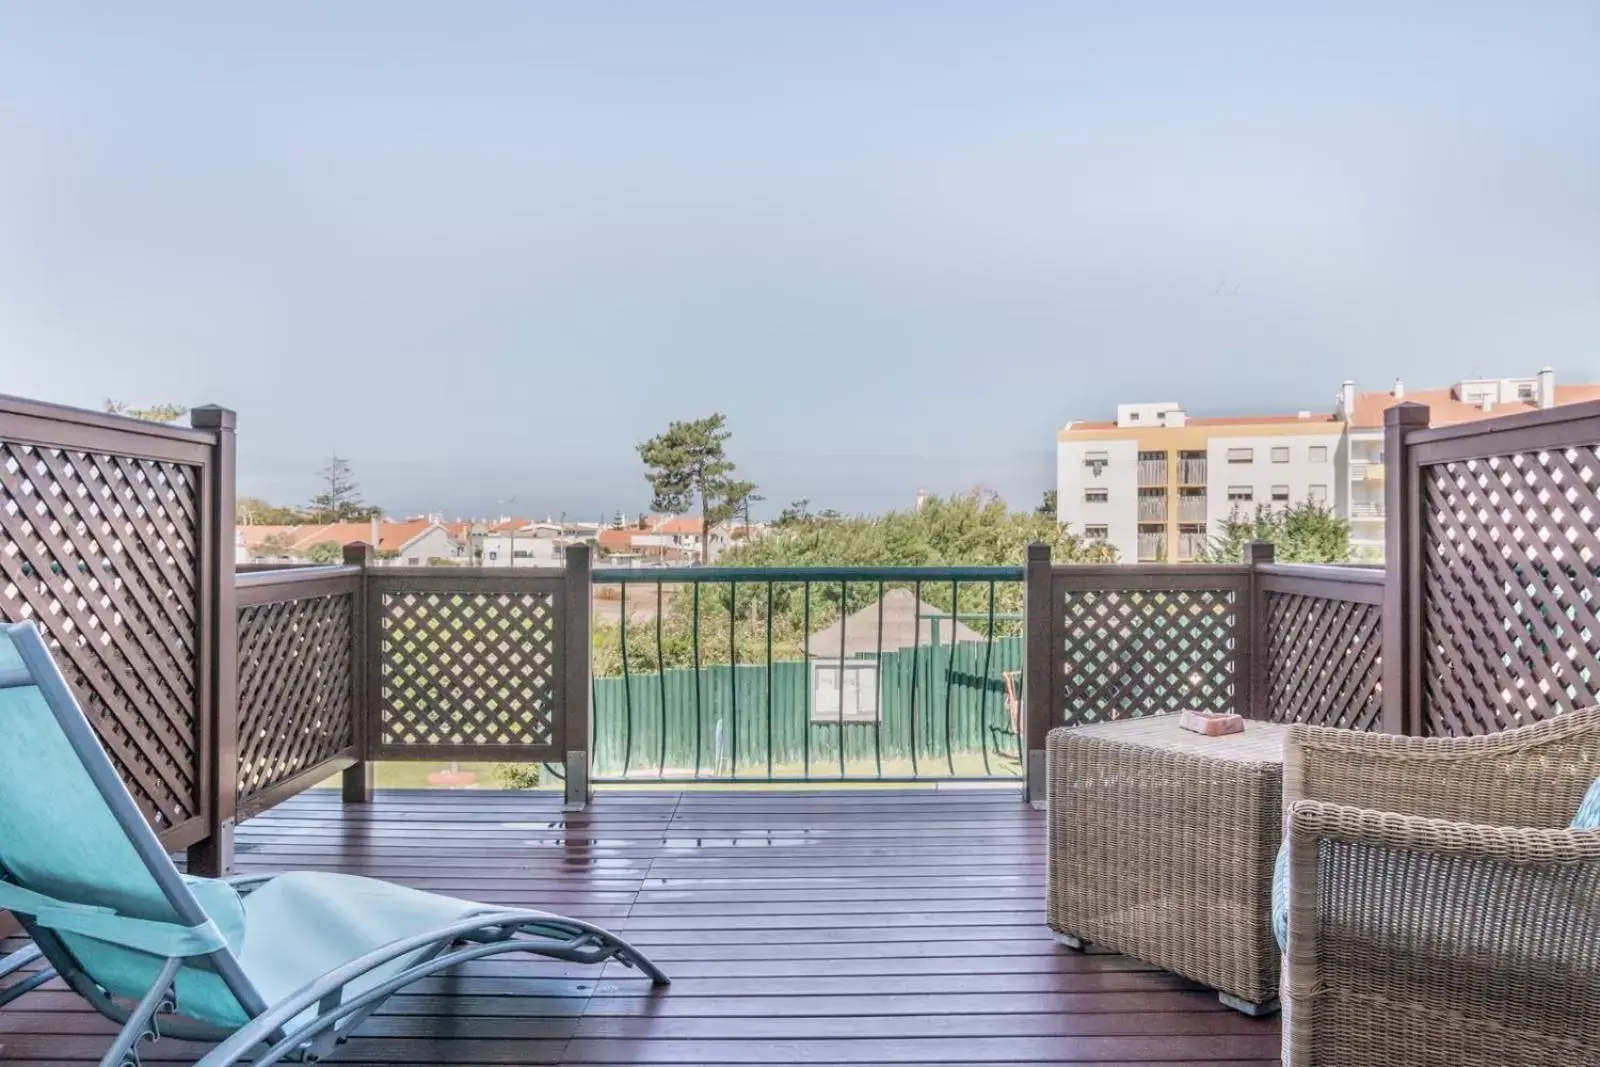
[1574,776,1600,829]
[1271,840,1289,952]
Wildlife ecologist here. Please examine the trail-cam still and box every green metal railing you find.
[590,566,1025,783]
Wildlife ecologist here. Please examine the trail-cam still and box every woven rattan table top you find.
[1058,714,1289,764]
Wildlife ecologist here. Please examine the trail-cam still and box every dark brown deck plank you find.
[3,789,1280,1063]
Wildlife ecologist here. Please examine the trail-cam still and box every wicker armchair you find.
[1280,707,1600,1067]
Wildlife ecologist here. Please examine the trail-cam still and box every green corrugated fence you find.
[593,636,1023,780]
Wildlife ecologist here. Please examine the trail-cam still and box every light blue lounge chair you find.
[0,621,667,1066]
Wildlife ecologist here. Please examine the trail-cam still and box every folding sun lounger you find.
[0,621,668,1066]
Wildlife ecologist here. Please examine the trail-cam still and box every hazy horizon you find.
[4,3,1596,519]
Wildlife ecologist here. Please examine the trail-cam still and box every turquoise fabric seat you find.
[0,620,667,1067]
[1575,776,1600,829]
[233,871,496,1020]
[1271,840,1289,952]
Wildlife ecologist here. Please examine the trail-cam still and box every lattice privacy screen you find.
[0,442,203,831]
[1261,591,1382,731]
[1059,587,1239,724]
[377,588,559,752]
[237,593,356,801]
[1420,448,1600,735]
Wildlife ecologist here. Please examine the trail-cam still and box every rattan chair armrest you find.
[1287,799,1600,865]
[1283,706,1600,827]
[1282,799,1600,1064]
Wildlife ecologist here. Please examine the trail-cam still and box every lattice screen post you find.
[187,405,238,877]
[1242,540,1275,720]
[563,542,593,811]
[1023,541,1054,809]
[341,541,375,803]
[1381,402,1430,736]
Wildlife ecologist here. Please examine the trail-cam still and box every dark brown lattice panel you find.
[1420,448,1600,736]
[377,589,558,752]
[1262,591,1382,730]
[237,593,355,801]
[1059,588,1238,724]
[0,442,201,831]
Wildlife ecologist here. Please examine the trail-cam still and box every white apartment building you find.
[1057,402,1342,563]
[1334,368,1595,556]
[1059,369,1600,563]
[480,524,568,567]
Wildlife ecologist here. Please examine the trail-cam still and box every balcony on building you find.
[1137,525,1165,561]
[1177,525,1207,562]
[1178,488,1207,524]
[1137,488,1168,522]
[1137,450,1168,487]
[1177,450,1207,485]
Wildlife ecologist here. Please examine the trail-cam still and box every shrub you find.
[493,763,542,789]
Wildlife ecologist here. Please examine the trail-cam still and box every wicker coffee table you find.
[1046,715,1288,1014]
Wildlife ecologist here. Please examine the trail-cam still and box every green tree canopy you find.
[724,488,1110,570]
[306,456,379,522]
[1200,502,1352,564]
[637,414,755,562]
[304,541,343,564]
[592,490,1114,676]
[236,497,312,525]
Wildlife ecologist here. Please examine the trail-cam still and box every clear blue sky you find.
[2,2,1596,519]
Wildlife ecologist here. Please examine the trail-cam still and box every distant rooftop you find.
[1342,373,1600,429]
[1060,369,1600,438]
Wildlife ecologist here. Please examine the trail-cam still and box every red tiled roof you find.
[1347,385,1600,429]
[1061,412,1336,433]
[446,518,530,539]
[240,520,452,555]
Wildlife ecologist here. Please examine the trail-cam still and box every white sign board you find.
[809,659,880,723]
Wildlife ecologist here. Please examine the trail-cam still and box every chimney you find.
[1392,378,1404,400]
[1339,380,1356,417]
[369,515,381,550]
[1480,394,1493,412]
[915,488,928,511]
[1297,410,1311,420]
[1539,366,1556,409]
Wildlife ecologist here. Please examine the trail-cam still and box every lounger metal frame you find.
[0,622,668,1067]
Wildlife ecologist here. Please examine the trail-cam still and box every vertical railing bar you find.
[656,580,667,780]
[1012,568,1025,765]
[838,579,848,780]
[562,543,593,810]
[729,579,738,780]
[341,542,374,803]
[978,579,996,778]
[873,579,884,780]
[766,581,775,780]
[803,581,812,781]
[908,579,921,779]
[619,581,632,779]
[944,578,957,776]
[692,582,703,779]
[1024,543,1055,806]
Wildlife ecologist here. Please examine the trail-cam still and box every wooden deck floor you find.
[1,789,1280,1065]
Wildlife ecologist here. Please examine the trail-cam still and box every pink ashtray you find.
[1178,709,1245,736]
